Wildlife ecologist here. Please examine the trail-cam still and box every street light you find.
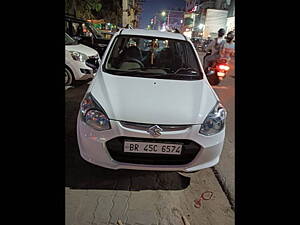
[161,11,170,28]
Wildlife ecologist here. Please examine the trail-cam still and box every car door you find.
[65,21,74,36]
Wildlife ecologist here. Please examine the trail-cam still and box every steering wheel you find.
[121,58,144,68]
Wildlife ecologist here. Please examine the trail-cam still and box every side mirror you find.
[206,70,215,76]
[73,36,82,41]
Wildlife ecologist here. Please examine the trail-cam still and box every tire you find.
[202,52,211,64]
[65,66,74,86]
[207,72,220,86]
[203,55,207,65]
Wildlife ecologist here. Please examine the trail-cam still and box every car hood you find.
[90,72,218,125]
[65,44,98,57]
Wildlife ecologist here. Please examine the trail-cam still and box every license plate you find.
[124,141,182,155]
[217,72,225,77]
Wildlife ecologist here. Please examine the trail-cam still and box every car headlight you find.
[70,51,88,62]
[199,102,226,136]
[80,93,111,131]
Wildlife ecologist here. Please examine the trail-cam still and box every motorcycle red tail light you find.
[218,64,230,71]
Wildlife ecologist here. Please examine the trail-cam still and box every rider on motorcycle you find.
[203,28,226,71]
[220,31,235,63]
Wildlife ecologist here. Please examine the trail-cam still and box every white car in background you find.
[77,29,226,172]
[65,33,100,86]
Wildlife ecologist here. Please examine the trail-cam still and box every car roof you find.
[65,15,88,23]
[118,29,187,41]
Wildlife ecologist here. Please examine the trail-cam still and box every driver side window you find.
[72,23,82,37]
[82,24,92,37]
[72,23,91,38]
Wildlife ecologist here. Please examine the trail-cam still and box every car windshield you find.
[65,33,77,45]
[104,35,203,80]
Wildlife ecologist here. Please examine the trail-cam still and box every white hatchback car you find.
[77,29,226,172]
[65,33,100,86]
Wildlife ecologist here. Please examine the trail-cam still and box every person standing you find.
[203,28,226,71]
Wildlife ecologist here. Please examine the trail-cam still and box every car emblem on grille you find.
[148,125,163,137]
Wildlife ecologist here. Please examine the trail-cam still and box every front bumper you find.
[76,114,225,172]
[70,57,100,81]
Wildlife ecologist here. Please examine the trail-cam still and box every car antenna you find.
[174,28,181,33]
[125,24,133,29]
[172,28,187,40]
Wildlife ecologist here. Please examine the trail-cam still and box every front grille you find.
[85,55,99,73]
[106,137,201,165]
[120,121,191,132]
[80,68,93,74]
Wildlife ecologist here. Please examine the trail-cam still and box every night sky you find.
[139,0,186,29]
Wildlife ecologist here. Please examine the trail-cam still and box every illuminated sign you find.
[188,5,197,13]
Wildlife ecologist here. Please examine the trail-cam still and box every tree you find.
[96,0,122,26]
[65,0,123,26]
[65,0,102,19]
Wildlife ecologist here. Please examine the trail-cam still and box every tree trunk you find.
[228,0,235,17]
[72,0,77,17]
[215,0,224,9]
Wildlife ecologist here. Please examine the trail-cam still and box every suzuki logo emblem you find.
[148,125,163,137]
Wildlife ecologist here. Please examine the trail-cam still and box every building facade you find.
[150,10,184,31]
[183,0,234,38]
[226,0,235,33]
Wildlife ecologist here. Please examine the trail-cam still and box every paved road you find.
[198,52,235,206]
[65,61,235,225]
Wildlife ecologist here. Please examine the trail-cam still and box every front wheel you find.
[65,66,74,86]
[202,52,211,64]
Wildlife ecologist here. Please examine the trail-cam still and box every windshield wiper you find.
[129,73,200,80]
[106,69,161,75]
[174,67,199,75]
[134,67,170,71]
[105,69,200,80]
[163,74,199,78]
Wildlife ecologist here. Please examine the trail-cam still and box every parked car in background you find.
[65,33,100,86]
[65,15,110,58]
[77,29,227,172]
[98,30,115,41]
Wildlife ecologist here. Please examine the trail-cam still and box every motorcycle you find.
[203,51,230,85]
[200,39,212,52]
